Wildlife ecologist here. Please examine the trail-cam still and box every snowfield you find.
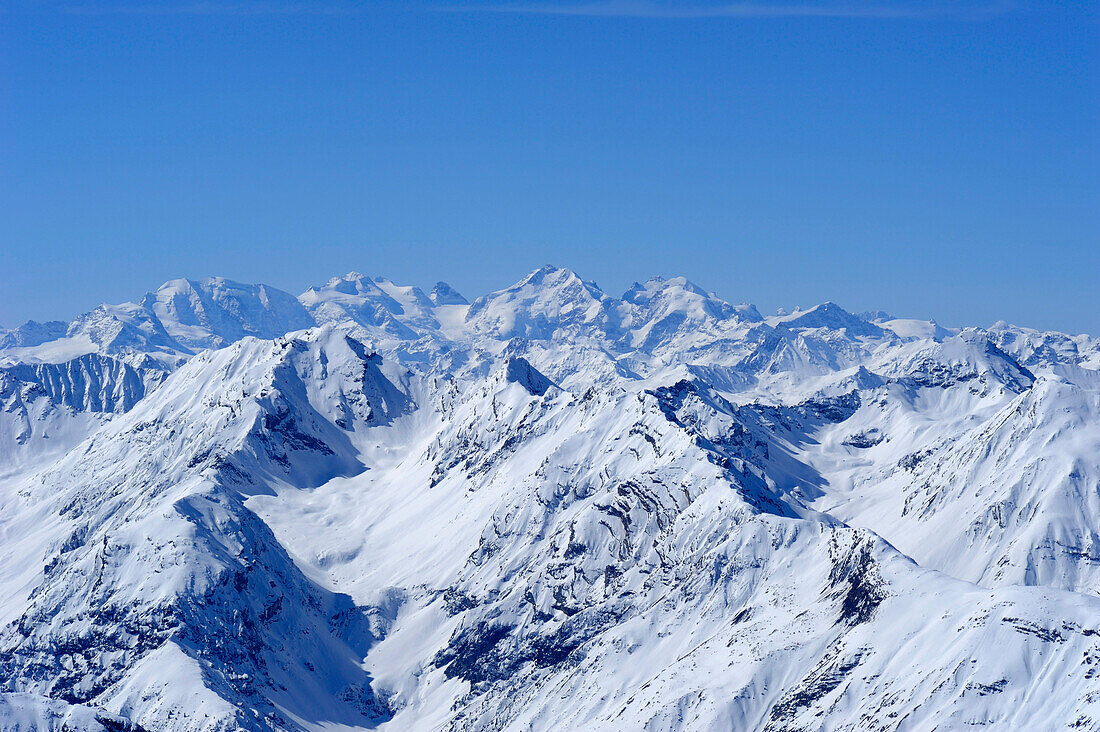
[2,266,1100,731]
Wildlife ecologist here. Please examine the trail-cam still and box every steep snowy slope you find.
[0,329,407,730]
[2,266,1100,730]
[249,358,1100,731]
[805,362,1100,595]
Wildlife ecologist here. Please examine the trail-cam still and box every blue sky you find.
[1,0,1097,332]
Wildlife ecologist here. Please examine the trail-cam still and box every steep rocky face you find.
[0,355,169,474]
[2,267,1100,731]
[1,355,164,415]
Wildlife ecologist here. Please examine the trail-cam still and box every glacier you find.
[1,266,1100,730]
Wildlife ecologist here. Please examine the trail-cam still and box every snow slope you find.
[2,266,1100,730]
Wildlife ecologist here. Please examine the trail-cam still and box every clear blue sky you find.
[1,1,1097,333]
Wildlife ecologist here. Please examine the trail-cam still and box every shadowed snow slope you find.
[2,267,1100,730]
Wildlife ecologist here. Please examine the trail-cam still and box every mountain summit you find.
[2,268,1100,730]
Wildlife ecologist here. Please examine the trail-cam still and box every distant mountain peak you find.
[776,301,885,338]
[3,266,1100,731]
[429,281,468,306]
[517,264,596,289]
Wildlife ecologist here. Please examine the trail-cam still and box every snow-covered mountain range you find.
[2,266,1100,731]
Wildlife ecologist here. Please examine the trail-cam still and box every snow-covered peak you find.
[878,317,955,342]
[143,276,314,351]
[303,271,384,299]
[772,301,886,339]
[370,278,438,321]
[517,264,596,290]
[429,281,468,306]
[3,266,1100,730]
[65,301,184,361]
[0,321,68,350]
[465,265,618,340]
[859,309,894,322]
[617,276,758,354]
[622,276,733,318]
[986,320,1097,369]
[300,273,425,341]
[874,328,1034,394]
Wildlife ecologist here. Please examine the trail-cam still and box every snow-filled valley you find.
[2,266,1100,730]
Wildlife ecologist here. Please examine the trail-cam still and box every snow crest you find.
[2,267,1100,730]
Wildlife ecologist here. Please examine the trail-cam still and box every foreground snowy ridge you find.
[2,266,1100,731]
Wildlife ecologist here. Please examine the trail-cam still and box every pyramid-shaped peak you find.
[517,265,596,289]
[429,281,469,306]
[481,265,608,306]
[503,356,558,396]
[778,301,884,337]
